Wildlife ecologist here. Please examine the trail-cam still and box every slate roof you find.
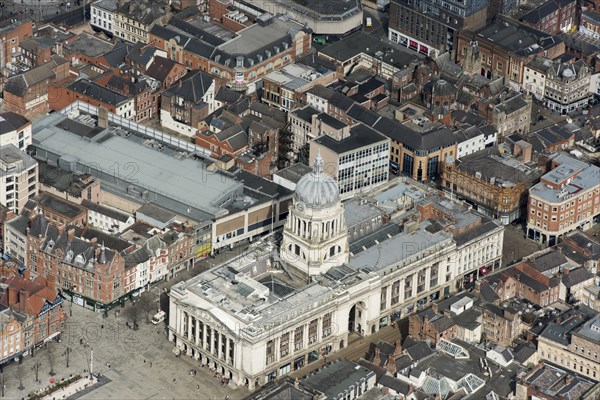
[37,193,85,219]
[495,94,528,115]
[562,267,593,287]
[521,0,576,24]
[212,124,249,151]
[164,71,214,103]
[100,43,132,69]
[145,56,177,82]
[301,359,374,399]
[125,43,158,66]
[379,375,410,394]
[4,56,68,97]
[152,24,217,59]
[454,219,499,246]
[68,79,130,106]
[81,200,131,223]
[405,342,434,361]
[291,106,320,123]
[116,0,168,25]
[0,112,30,134]
[307,85,355,112]
[533,251,569,272]
[30,212,120,273]
[512,343,537,365]
[539,322,570,345]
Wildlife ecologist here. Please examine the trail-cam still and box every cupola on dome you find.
[294,152,340,208]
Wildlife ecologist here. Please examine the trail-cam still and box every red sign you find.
[420,44,429,53]
[409,40,418,49]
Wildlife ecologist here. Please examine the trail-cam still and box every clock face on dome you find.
[296,202,305,212]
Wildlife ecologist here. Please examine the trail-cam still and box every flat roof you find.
[348,221,453,273]
[319,31,422,65]
[0,144,36,173]
[531,160,600,204]
[32,114,242,219]
[302,359,374,398]
[218,18,298,56]
[315,123,388,154]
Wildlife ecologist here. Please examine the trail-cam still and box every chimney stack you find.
[19,288,29,313]
[47,275,56,289]
[386,357,397,375]
[373,347,382,366]
[393,337,403,358]
[67,228,76,241]
[7,286,18,306]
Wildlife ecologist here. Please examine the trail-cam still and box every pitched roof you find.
[164,70,214,103]
[4,55,67,97]
[521,0,576,24]
[145,56,177,82]
[0,112,30,134]
[562,267,593,287]
[67,79,131,106]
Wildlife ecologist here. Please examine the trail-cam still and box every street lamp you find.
[34,361,40,383]
[64,347,71,368]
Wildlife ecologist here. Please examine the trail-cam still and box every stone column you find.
[317,317,323,342]
[195,319,200,346]
[180,310,186,337]
[187,313,193,341]
[217,332,223,361]
[225,335,230,364]
[303,323,308,349]
[203,325,208,351]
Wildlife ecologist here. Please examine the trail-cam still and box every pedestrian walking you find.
[196,385,200,390]
[173,378,176,384]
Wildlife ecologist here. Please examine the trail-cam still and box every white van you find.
[151,311,166,324]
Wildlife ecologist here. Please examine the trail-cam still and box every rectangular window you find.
[280,333,289,358]
[308,319,318,344]
[322,313,332,338]
[294,326,303,351]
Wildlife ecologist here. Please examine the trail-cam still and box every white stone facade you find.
[167,164,504,391]
[90,0,117,35]
[280,199,349,276]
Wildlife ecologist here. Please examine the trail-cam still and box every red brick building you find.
[0,273,66,350]
[148,15,311,91]
[520,0,578,35]
[3,56,70,118]
[0,19,33,91]
[26,211,135,309]
[48,79,136,119]
[94,72,159,122]
[145,56,188,90]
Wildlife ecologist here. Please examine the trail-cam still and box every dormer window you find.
[46,239,55,252]
[64,250,74,263]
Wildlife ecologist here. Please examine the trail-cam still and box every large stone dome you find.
[295,153,340,208]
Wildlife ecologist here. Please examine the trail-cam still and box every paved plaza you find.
[502,223,543,266]
[2,253,251,400]
[3,303,247,400]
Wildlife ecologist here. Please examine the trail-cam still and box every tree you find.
[122,301,141,330]
[139,293,153,324]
